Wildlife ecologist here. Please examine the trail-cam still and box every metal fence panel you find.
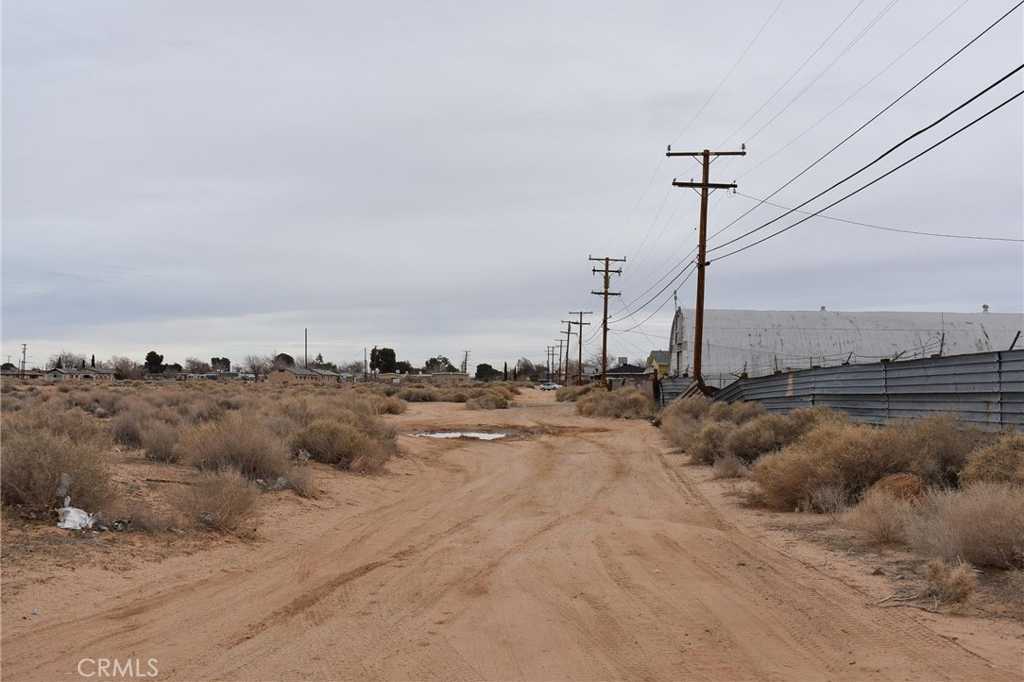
[709,349,1024,428]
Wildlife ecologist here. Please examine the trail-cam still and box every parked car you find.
[539,382,561,391]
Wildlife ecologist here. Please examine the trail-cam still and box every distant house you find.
[45,367,115,382]
[268,366,342,385]
[646,351,670,378]
[606,362,654,397]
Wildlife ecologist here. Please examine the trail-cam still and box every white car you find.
[539,383,561,391]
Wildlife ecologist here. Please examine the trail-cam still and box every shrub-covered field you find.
[1,380,410,533]
[659,396,1024,593]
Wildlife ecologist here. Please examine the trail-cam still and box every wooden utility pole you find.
[546,346,556,382]
[304,328,308,368]
[666,145,745,387]
[559,323,576,385]
[554,338,565,383]
[566,311,593,385]
[590,255,625,389]
[20,343,27,378]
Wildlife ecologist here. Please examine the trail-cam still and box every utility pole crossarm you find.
[672,180,737,190]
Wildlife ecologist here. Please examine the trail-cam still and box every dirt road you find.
[2,393,1020,680]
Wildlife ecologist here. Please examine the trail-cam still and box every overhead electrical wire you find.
[611,267,698,333]
[717,0,870,148]
[710,0,1022,245]
[709,63,1024,254]
[733,191,1024,242]
[712,88,1024,261]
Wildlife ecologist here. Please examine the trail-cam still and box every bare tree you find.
[109,356,143,380]
[185,357,213,374]
[244,355,272,381]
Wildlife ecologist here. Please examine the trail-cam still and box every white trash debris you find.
[415,432,506,441]
[56,505,95,530]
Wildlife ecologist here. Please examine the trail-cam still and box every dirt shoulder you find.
[3,393,1021,680]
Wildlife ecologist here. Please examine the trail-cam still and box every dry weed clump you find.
[905,483,1024,569]
[711,453,748,479]
[140,420,180,463]
[924,559,977,604]
[176,413,292,481]
[373,395,407,415]
[466,391,510,410]
[180,469,258,533]
[750,422,886,511]
[960,432,1024,486]
[873,416,991,487]
[292,419,377,468]
[576,388,654,419]
[706,400,764,425]
[1,408,113,511]
[691,420,737,465]
[397,387,439,402]
[556,385,593,402]
[845,488,913,544]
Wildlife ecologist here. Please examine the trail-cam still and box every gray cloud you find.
[4,0,1022,369]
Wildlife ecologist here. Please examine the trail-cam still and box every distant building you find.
[268,366,342,384]
[668,306,1024,388]
[646,351,670,378]
[45,367,115,382]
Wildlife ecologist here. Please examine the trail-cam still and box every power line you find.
[712,88,1024,261]
[673,0,786,144]
[733,191,1024,243]
[711,0,1022,244]
[717,0,869,148]
[709,63,1023,254]
[612,267,697,334]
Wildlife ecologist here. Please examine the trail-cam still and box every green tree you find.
[370,347,397,374]
[144,351,164,374]
[424,356,457,373]
[475,363,502,381]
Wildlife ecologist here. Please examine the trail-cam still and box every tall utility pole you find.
[559,324,575,385]
[666,145,745,387]
[304,328,308,368]
[546,346,556,382]
[20,343,27,378]
[590,255,625,389]
[554,338,564,382]
[461,350,471,375]
[566,312,592,385]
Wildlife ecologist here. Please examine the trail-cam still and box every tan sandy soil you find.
[2,390,1021,681]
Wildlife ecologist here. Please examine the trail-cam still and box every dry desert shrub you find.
[663,395,712,421]
[110,409,147,447]
[177,413,292,481]
[711,453,748,479]
[556,385,594,402]
[466,391,510,410]
[398,387,439,402]
[1,409,112,511]
[706,400,765,425]
[660,412,700,450]
[750,422,887,511]
[691,420,737,465]
[292,418,377,468]
[905,483,1024,569]
[373,395,407,415]
[960,432,1024,486]
[924,559,977,604]
[576,388,654,419]
[285,465,317,498]
[180,469,258,533]
[845,488,913,543]
[869,473,925,501]
[873,416,991,487]
[140,420,181,463]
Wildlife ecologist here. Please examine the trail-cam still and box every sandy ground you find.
[2,391,1022,681]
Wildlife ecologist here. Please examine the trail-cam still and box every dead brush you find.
[905,483,1024,569]
[711,453,748,479]
[960,432,1024,486]
[924,559,977,604]
[466,391,509,410]
[179,468,258,533]
[691,421,736,465]
[291,418,378,468]
[140,420,181,463]
[576,388,654,419]
[177,412,292,481]
[873,416,992,487]
[1,409,113,512]
[845,488,913,543]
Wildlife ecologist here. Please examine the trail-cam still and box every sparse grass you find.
[960,432,1024,486]
[924,559,977,604]
[576,388,654,419]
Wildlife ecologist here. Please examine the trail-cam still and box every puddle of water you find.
[415,431,507,441]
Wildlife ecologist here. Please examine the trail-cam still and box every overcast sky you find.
[4,0,1022,369]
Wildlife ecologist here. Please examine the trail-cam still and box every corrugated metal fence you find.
[713,349,1024,428]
